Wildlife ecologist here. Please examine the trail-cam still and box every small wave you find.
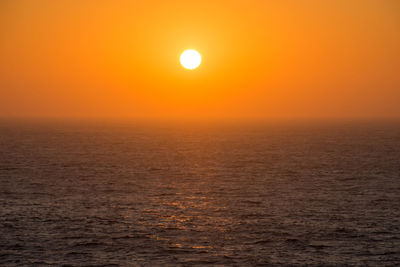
[252,239,272,245]
[0,167,18,171]
[71,242,105,248]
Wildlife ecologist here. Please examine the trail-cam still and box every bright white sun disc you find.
[180,49,201,70]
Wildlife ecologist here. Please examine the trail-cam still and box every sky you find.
[0,0,399,119]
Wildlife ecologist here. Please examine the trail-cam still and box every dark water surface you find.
[1,119,400,266]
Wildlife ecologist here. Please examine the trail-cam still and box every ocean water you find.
[0,119,399,266]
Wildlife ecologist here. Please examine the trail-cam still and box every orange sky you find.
[0,0,399,119]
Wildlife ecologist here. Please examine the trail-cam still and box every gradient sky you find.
[0,0,399,119]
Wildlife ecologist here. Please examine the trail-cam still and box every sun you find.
[180,49,202,70]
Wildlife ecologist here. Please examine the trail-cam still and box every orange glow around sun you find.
[0,0,399,119]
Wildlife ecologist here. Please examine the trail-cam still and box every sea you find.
[0,119,399,266]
